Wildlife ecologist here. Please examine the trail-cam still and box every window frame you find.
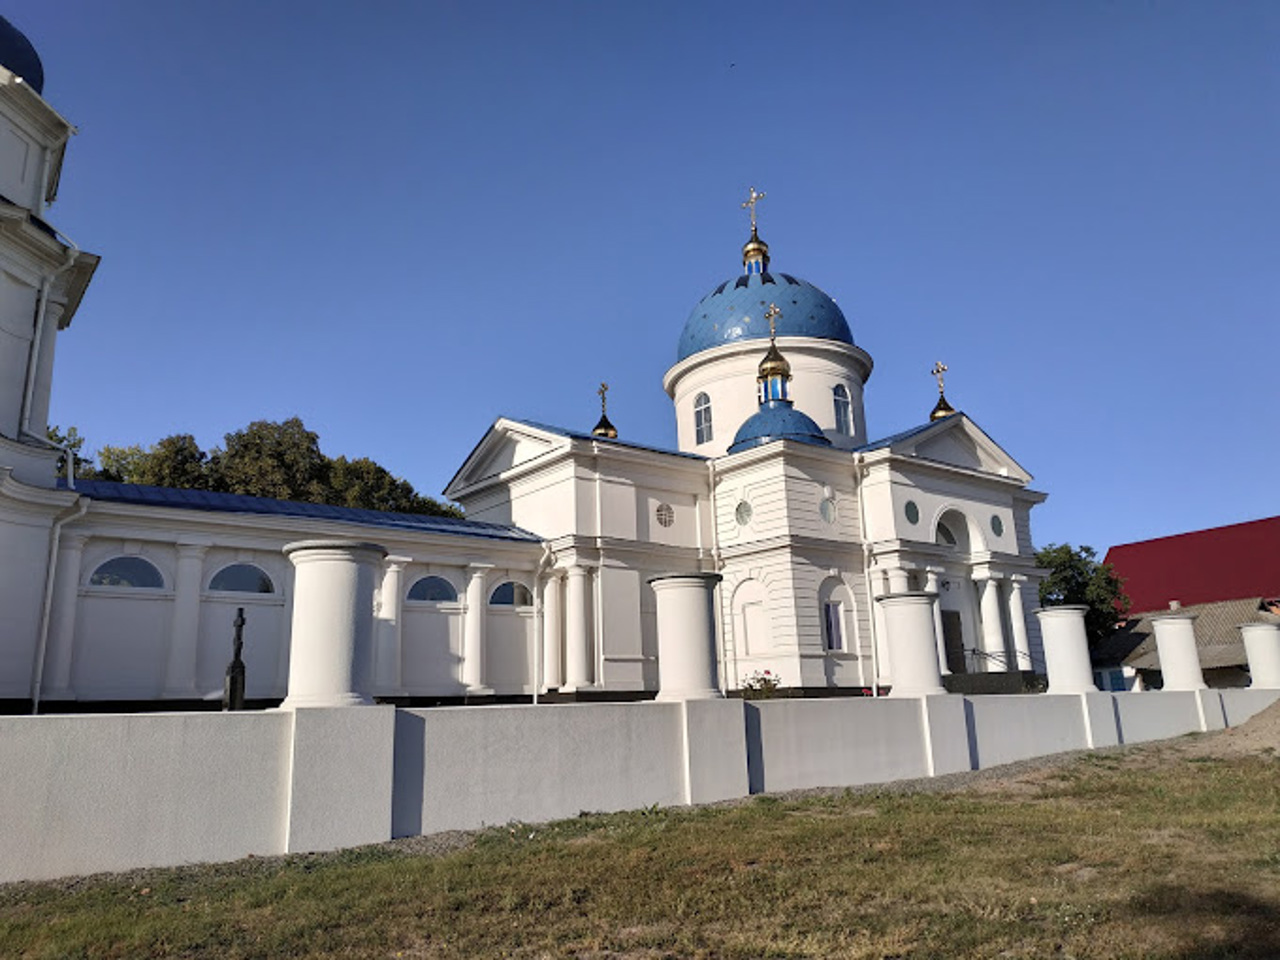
[208,563,275,594]
[693,392,713,445]
[406,575,459,604]
[88,556,166,590]
[833,384,852,436]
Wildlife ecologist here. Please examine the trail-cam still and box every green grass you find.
[3,747,1279,958]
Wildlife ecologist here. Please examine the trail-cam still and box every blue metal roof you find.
[677,272,854,362]
[727,400,833,454]
[853,419,943,452]
[61,480,542,543]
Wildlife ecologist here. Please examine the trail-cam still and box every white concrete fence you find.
[3,553,1280,885]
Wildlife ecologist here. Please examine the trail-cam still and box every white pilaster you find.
[650,573,724,701]
[1034,605,1097,694]
[541,571,564,691]
[562,565,592,692]
[280,540,387,709]
[1008,576,1033,671]
[41,531,87,700]
[976,575,1006,672]
[377,557,409,694]
[924,568,949,676]
[876,591,946,697]
[163,542,209,698]
[1240,623,1280,689]
[461,564,492,693]
[1151,611,1206,692]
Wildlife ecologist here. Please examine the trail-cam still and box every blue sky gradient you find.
[11,1,1277,552]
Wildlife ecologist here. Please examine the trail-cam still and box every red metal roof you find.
[1105,516,1280,615]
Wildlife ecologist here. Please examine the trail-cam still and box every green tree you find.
[211,418,329,503]
[1036,543,1130,645]
[66,418,461,517]
[46,424,94,476]
[328,455,453,515]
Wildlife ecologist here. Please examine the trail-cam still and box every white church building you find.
[0,19,1049,713]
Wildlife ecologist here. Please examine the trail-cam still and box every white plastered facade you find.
[0,59,1049,709]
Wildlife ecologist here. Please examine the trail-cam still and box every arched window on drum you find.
[694,392,713,445]
[833,384,852,436]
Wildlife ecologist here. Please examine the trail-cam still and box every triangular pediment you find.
[444,419,570,497]
[883,415,1032,483]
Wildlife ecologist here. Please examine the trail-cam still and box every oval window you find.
[820,498,837,524]
[656,503,675,528]
[90,556,164,589]
[209,563,274,593]
[735,501,753,526]
[904,501,920,525]
[991,515,1005,537]
[407,575,458,602]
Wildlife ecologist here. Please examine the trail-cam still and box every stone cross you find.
[598,381,609,414]
[741,186,766,231]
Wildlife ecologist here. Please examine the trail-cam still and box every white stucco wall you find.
[2,689,1278,884]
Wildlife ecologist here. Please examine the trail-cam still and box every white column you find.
[1240,623,1280,689]
[562,565,592,692]
[541,571,564,691]
[1151,611,1206,692]
[163,542,209,698]
[650,573,723,701]
[461,564,492,692]
[280,540,387,709]
[1008,576,1033,671]
[377,557,409,694]
[876,591,946,697]
[976,575,1007,672]
[924,568,949,676]
[872,568,891,684]
[42,531,87,700]
[1034,605,1097,694]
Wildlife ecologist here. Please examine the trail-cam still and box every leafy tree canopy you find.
[1036,543,1130,645]
[77,417,460,517]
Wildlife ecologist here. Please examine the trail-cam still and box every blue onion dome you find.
[728,399,832,453]
[0,16,43,95]
[677,268,854,362]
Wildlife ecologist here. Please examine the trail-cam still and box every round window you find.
[735,501,753,526]
[656,503,675,528]
[991,515,1004,537]
[820,497,837,524]
[904,500,920,525]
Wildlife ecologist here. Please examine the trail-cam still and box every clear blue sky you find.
[14,1,1278,553]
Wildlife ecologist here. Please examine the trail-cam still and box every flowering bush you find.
[742,669,781,700]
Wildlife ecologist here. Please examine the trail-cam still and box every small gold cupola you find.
[757,304,791,403]
[741,186,770,275]
[929,361,957,421]
[592,381,618,439]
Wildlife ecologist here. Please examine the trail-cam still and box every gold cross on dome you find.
[930,361,948,394]
[764,303,781,339]
[598,381,609,413]
[741,186,766,231]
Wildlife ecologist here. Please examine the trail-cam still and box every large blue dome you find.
[677,271,853,362]
[0,16,43,95]
[728,400,832,453]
